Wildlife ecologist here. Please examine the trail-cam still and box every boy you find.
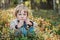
[10,4,37,36]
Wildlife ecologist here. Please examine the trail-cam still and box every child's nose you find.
[21,15,24,18]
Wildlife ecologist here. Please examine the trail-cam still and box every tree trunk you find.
[0,0,1,8]
[31,0,35,9]
[5,0,10,8]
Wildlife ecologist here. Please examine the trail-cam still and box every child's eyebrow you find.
[24,11,28,13]
[19,10,21,13]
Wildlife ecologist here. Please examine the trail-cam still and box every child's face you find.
[17,10,28,21]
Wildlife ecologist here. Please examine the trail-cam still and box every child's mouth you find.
[21,19,24,20]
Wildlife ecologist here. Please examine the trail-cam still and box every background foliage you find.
[0,0,60,40]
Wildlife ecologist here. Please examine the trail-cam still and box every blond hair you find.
[14,4,29,17]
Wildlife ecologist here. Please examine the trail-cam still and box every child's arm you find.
[10,21,16,30]
[10,20,24,29]
[25,18,38,27]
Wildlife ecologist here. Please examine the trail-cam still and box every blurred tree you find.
[0,0,10,9]
[30,0,53,10]
[31,0,35,9]
[0,0,1,8]
[5,0,10,8]
[31,0,40,10]
[47,0,53,9]
[40,0,47,9]
[56,0,59,13]
[14,0,18,5]
[23,0,28,2]
[59,0,60,4]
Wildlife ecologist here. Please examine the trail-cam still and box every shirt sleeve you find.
[33,22,38,27]
[10,21,16,30]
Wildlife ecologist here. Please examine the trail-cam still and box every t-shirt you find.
[10,18,37,36]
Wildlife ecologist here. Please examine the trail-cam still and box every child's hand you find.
[17,20,24,28]
[25,18,32,26]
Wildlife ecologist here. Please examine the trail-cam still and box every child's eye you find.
[23,14,26,15]
[19,14,21,15]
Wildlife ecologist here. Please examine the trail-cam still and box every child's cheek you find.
[22,15,27,20]
[17,15,21,20]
